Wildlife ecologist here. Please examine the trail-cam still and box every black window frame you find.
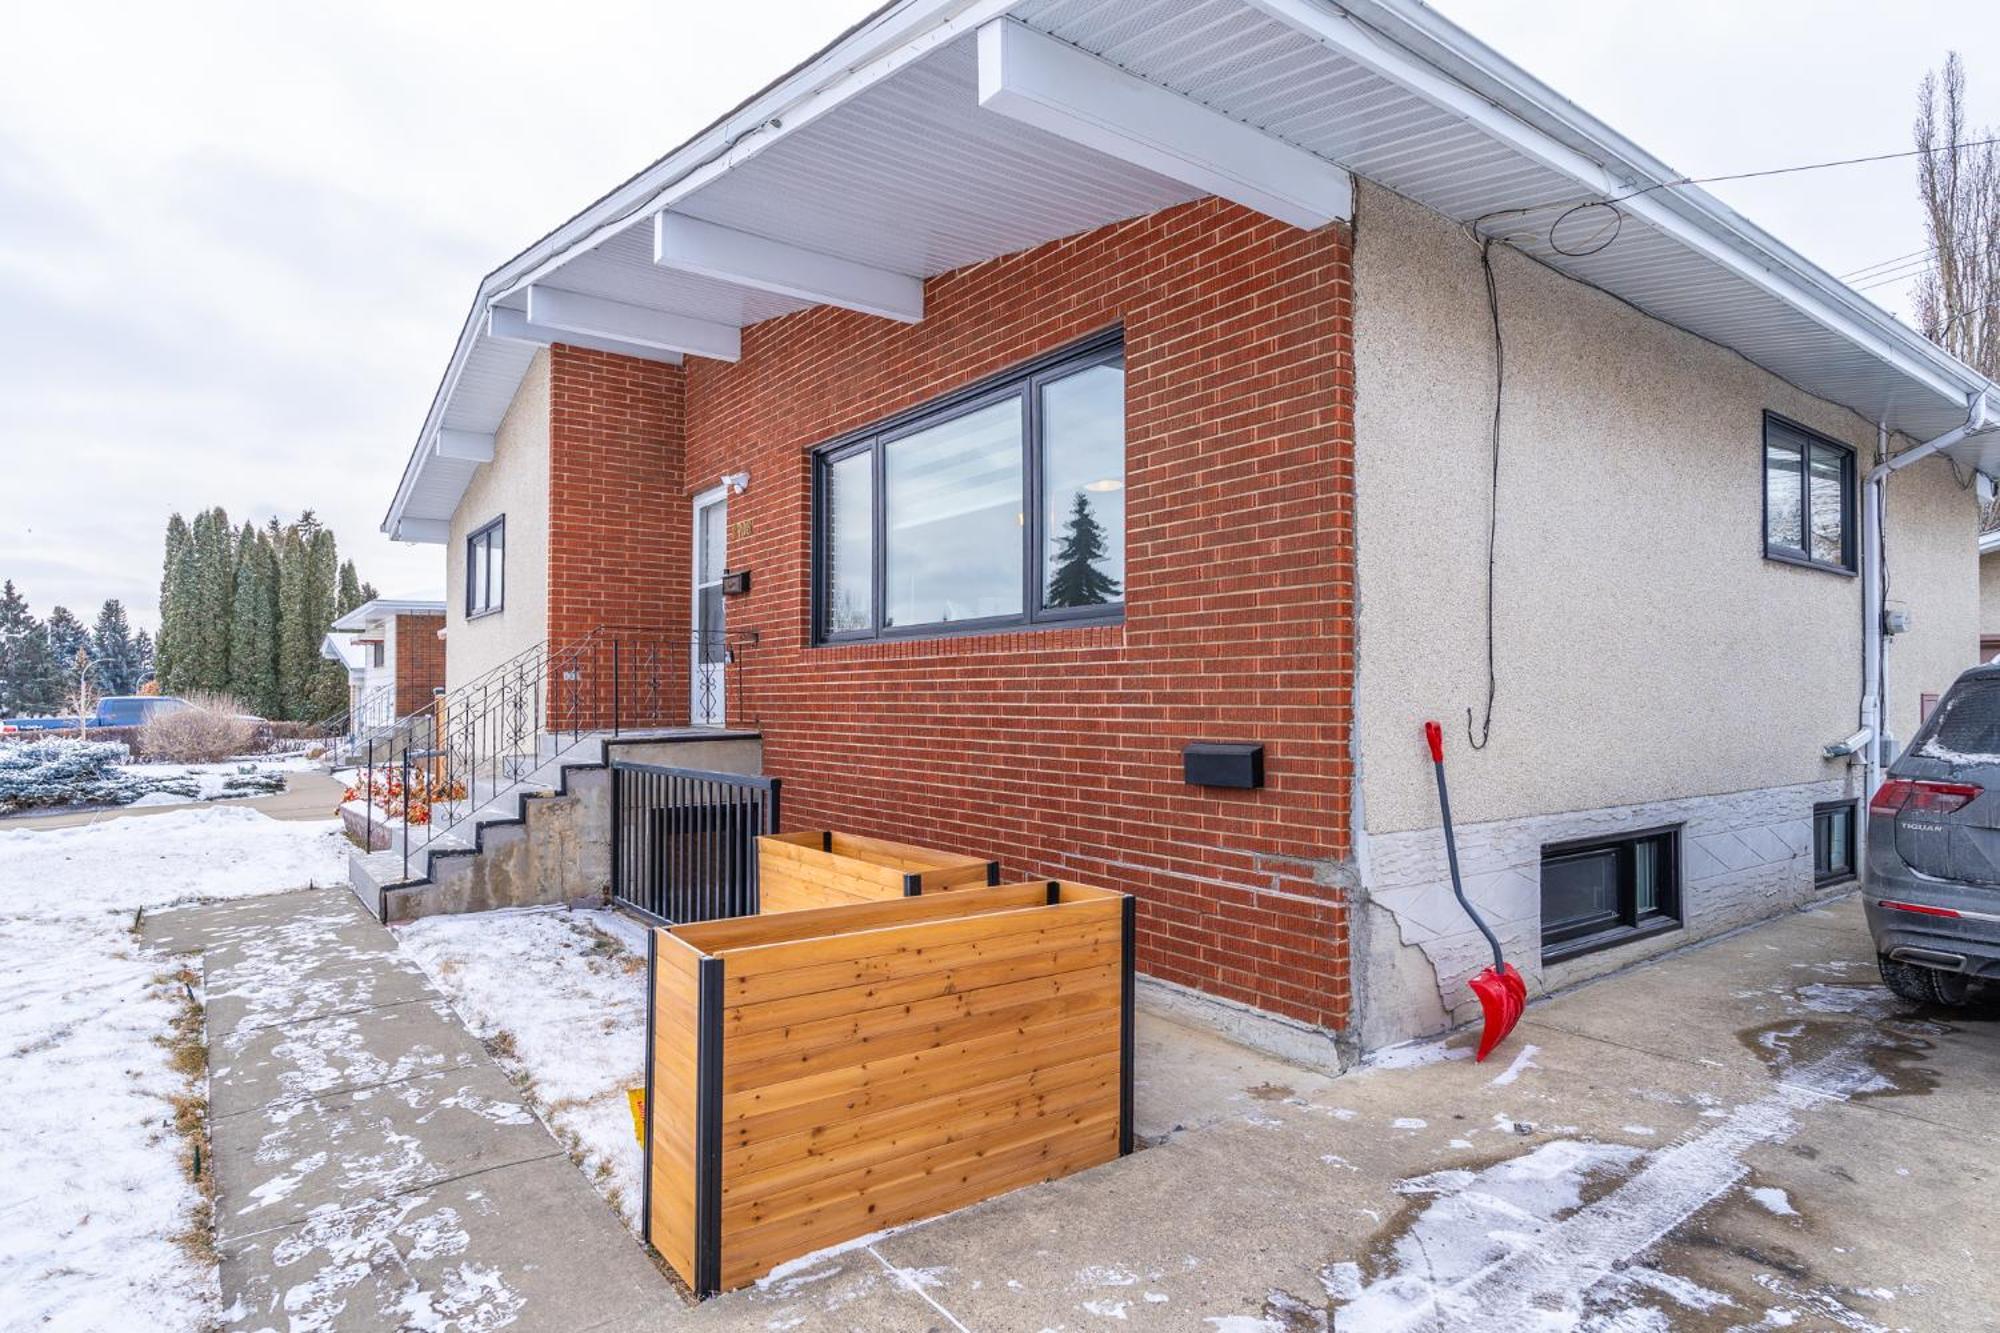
[465,515,505,619]
[1761,412,1856,575]
[811,328,1127,645]
[1813,799,1858,886]
[1539,824,1683,964]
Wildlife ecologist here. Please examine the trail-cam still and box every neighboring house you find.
[1981,526,2000,663]
[376,0,1998,1063]
[323,598,447,736]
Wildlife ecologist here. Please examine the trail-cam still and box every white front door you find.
[692,488,727,726]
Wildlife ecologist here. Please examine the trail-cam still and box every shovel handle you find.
[1424,720,1505,973]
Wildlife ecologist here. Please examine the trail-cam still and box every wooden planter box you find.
[643,881,1135,1295]
[756,830,998,914]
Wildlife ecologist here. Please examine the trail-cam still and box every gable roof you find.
[384,0,2000,541]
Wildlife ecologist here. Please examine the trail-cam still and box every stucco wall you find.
[446,349,550,694]
[1980,551,2000,645]
[1353,180,1977,838]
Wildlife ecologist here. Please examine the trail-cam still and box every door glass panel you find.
[884,397,1023,629]
[1764,434,1803,552]
[699,503,725,585]
[1807,442,1846,565]
[697,586,725,664]
[1040,360,1126,609]
[826,451,873,634]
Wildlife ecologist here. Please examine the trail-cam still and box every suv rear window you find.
[1915,677,2000,763]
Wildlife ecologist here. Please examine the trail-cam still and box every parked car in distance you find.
[1866,663,2000,1004]
[0,695,188,733]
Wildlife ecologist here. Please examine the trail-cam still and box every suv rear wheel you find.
[1878,953,1970,1006]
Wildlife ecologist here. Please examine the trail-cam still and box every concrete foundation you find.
[1354,776,1864,1051]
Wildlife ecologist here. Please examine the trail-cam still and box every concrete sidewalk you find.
[144,887,675,1331]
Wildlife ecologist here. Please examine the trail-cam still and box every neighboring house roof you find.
[320,633,367,672]
[383,0,2000,542]
[330,597,448,633]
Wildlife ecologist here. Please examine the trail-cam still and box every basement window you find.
[1762,414,1855,573]
[812,330,1125,643]
[467,516,505,618]
[1814,800,1857,886]
[1540,826,1681,964]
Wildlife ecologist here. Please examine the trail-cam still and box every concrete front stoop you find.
[347,729,761,924]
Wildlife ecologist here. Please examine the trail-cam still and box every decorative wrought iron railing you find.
[609,761,780,922]
[355,627,747,884]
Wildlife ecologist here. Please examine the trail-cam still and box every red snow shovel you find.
[1425,720,1527,1062]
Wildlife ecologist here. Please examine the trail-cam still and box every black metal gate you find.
[610,761,780,923]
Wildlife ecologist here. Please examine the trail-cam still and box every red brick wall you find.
[393,614,445,717]
[671,198,1357,1029]
[547,344,687,726]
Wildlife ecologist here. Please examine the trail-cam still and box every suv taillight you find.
[1869,779,1983,816]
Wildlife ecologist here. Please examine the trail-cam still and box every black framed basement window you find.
[1540,825,1682,964]
[1814,800,1857,886]
[1763,413,1855,573]
[466,516,505,618]
[813,331,1126,643]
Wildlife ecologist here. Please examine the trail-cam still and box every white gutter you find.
[1861,396,1994,795]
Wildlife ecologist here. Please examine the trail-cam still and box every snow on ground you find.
[0,806,349,1332]
[116,755,315,808]
[394,905,651,1228]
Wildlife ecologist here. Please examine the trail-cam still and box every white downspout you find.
[1862,394,1993,799]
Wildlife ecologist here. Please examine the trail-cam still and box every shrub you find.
[0,739,148,813]
[138,691,259,764]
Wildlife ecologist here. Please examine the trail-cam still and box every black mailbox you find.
[720,569,751,596]
[1183,742,1264,789]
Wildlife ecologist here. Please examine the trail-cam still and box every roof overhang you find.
[384,0,2000,543]
[331,597,448,632]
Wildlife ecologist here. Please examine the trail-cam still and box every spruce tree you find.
[1044,491,1122,608]
[155,513,191,692]
[228,526,281,718]
[187,506,237,691]
[336,560,365,617]
[304,525,349,718]
[44,606,89,672]
[90,600,138,696]
[275,522,314,718]
[0,581,60,715]
[133,630,155,688]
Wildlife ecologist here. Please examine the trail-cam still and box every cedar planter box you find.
[756,830,998,913]
[643,881,1135,1295]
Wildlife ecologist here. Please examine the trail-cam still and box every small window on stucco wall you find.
[467,517,505,617]
[1762,414,1854,574]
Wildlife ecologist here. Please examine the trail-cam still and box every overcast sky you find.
[3,0,1997,631]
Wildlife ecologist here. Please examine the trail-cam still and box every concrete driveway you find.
[671,894,1997,1332]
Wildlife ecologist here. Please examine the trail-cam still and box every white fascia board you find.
[523,286,741,362]
[393,518,451,545]
[654,214,924,323]
[433,428,495,462]
[487,306,685,367]
[1240,0,1984,414]
[975,18,1350,232]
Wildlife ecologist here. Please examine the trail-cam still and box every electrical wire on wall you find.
[1465,234,1505,750]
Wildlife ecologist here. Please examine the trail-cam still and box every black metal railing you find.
[610,760,779,923]
[356,627,750,884]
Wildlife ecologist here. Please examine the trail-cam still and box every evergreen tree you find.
[133,629,155,687]
[1043,492,1122,608]
[336,560,365,617]
[44,606,89,673]
[360,580,379,602]
[187,506,236,691]
[304,524,349,718]
[0,582,60,715]
[91,599,139,696]
[275,522,314,718]
[228,526,282,718]
[155,513,191,692]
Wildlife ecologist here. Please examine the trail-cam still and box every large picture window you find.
[813,333,1125,642]
[1763,414,1854,573]
[466,516,505,617]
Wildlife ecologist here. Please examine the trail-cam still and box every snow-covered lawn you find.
[118,755,316,808]
[395,906,650,1228]
[0,806,350,1331]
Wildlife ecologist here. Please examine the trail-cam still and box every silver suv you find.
[1866,664,2000,1005]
